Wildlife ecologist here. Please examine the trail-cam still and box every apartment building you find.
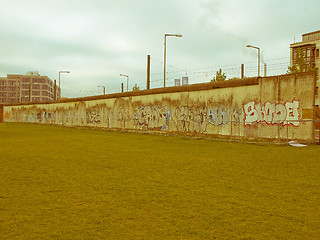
[290,30,320,106]
[0,72,60,104]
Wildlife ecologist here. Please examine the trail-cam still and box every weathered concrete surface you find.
[2,73,317,141]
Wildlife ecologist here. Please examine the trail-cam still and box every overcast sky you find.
[0,0,319,98]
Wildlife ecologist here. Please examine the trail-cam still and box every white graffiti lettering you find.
[243,101,300,126]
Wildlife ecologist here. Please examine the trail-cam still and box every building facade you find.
[290,30,320,106]
[0,72,60,104]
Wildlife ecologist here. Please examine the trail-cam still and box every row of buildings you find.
[0,71,60,104]
[1,30,320,105]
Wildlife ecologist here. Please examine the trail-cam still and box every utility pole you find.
[241,64,244,79]
[120,74,129,92]
[121,83,124,93]
[147,55,150,89]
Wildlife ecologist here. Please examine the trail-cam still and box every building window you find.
[32,91,40,96]
[316,49,319,58]
[292,46,316,66]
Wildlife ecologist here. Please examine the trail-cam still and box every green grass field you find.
[0,123,319,239]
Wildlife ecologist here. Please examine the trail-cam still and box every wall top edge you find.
[3,73,314,107]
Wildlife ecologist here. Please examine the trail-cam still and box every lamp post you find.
[59,70,70,99]
[246,45,260,77]
[98,85,106,95]
[164,33,182,88]
[120,74,129,92]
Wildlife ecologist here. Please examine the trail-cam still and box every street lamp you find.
[98,85,106,95]
[59,70,70,99]
[120,74,129,92]
[246,45,260,77]
[164,33,182,88]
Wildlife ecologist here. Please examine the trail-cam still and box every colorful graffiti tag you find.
[135,105,171,130]
[86,109,101,124]
[243,100,300,126]
[207,107,242,125]
[134,105,244,133]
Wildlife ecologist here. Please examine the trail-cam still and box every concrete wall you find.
[2,72,317,141]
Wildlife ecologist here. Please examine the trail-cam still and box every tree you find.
[287,47,315,74]
[211,68,226,82]
[132,84,140,92]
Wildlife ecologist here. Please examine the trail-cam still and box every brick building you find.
[0,72,60,104]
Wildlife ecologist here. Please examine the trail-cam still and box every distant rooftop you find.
[302,30,320,42]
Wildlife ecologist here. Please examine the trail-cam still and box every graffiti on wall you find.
[134,105,244,133]
[207,107,242,126]
[116,105,130,122]
[86,109,101,124]
[243,100,300,126]
[135,105,171,130]
[174,106,207,133]
[4,112,10,119]
[5,104,245,134]
[3,99,302,136]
